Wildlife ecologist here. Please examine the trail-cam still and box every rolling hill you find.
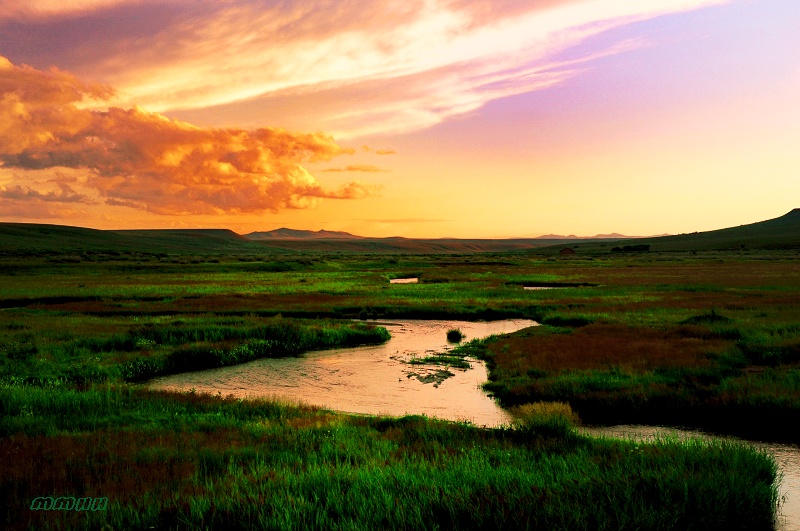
[0,224,268,254]
[1,210,796,255]
[617,209,800,252]
[245,228,362,240]
[534,209,800,255]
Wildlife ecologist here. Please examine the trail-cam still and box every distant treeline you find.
[611,244,650,253]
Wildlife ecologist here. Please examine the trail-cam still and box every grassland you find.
[1,384,779,530]
[447,255,800,443]
[1,245,795,529]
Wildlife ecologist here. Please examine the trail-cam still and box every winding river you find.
[149,319,533,425]
[148,319,799,530]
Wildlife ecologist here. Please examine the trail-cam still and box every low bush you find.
[446,328,465,342]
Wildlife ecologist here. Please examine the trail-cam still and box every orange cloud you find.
[27,0,726,138]
[0,170,93,218]
[0,201,89,219]
[0,56,370,215]
[320,165,386,173]
[0,182,89,203]
[360,146,396,155]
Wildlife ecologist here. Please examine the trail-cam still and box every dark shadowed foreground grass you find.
[0,385,778,531]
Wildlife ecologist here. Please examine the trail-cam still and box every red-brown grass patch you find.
[489,324,730,374]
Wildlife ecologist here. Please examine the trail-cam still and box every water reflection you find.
[149,319,535,427]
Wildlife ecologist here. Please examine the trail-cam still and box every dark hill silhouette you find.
[535,232,645,239]
[638,209,800,251]
[1,210,797,254]
[534,209,800,254]
[0,224,265,254]
[114,228,247,242]
[0,223,137,251]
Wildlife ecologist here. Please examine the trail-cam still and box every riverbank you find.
[458,320,800,444]
[147,319,534,426]
[582,424,800,530]
[0,314,389,386]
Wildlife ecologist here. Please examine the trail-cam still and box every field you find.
[1,244,796,529]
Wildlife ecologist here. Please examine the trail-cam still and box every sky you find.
[1,0,798,238]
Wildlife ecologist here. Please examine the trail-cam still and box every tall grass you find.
[0,385,779,530]
[461,323,800,442]
[0,314,389,386]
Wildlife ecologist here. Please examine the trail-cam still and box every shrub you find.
[680,309,733,326]
[446,329,465,342]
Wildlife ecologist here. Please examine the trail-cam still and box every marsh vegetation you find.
[2,247,797,529]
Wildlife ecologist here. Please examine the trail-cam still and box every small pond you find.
[148,319,535,426]
[389,278,418,284]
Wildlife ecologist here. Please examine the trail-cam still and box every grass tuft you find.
[509,401,581,437]
[446,328,465,342]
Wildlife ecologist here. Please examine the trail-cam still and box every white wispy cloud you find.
[2,0,729,137]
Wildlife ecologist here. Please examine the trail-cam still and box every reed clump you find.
[509,401,581,438]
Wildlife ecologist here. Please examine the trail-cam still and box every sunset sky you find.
[1,0,798,238]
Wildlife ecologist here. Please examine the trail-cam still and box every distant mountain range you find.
[1,209,797,254]
[534,233,669,240]
[246,229,667,241]
[245,228,362,240]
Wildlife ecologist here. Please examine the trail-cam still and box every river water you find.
[148,318,799,529]
[148,319,533,426]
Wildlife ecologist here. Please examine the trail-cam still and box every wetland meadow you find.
[3,0,799,526]
[2,245,799,529]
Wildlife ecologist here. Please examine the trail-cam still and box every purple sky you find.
[1,0,798,236]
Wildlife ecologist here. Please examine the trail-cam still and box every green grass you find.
[408,355,471,370]
[0,384,779,530]
[0,313,390,386]
[0,249,795,528]
[457,317,800,442]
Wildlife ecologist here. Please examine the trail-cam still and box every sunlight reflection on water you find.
[148,319,535,427]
